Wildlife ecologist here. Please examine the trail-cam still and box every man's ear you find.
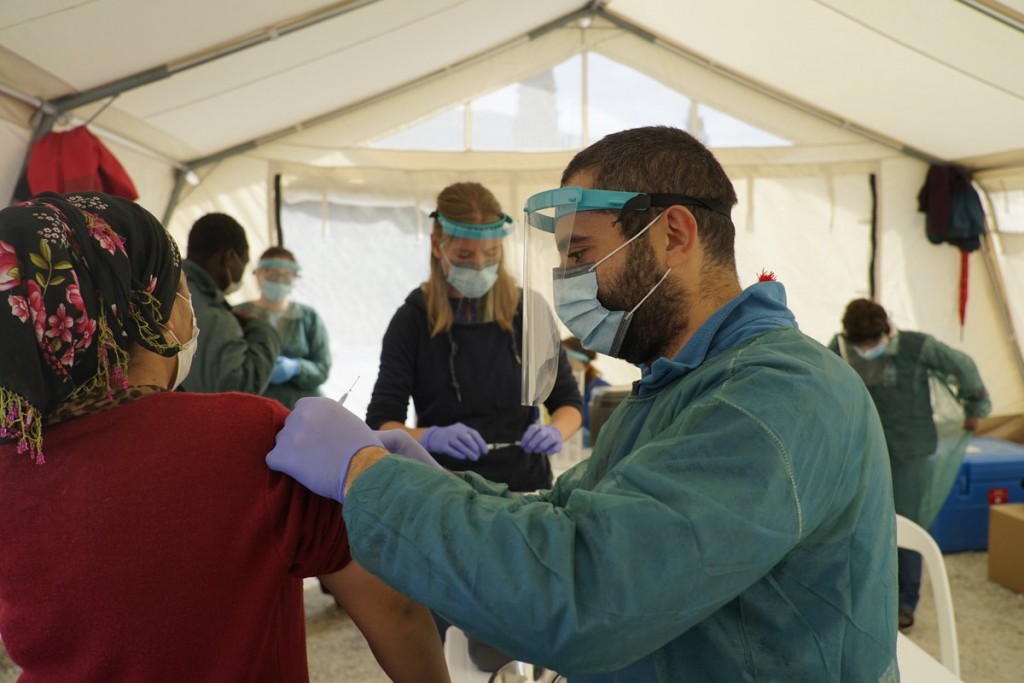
[662,205,699,268]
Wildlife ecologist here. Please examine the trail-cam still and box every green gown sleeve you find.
[291,307,331,391]
[919,335,991,418]
[344,408,806,674]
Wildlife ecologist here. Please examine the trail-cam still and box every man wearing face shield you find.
[266,127,898,682]
[180,213,281,394]
[829,298,989,631]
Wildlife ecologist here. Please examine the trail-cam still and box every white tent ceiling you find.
[2,0,1023,171]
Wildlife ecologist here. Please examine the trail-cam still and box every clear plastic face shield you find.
[521,187,731,406]
[521,187,639,406]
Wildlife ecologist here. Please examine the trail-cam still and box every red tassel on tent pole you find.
[959,248,969,333]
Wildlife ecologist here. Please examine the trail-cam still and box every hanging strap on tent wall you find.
[868,173,878,299]
[273,173,284,246]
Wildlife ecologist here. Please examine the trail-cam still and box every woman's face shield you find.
[520,187,640,406]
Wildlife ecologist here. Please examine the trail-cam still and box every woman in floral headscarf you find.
[0,193,448,682]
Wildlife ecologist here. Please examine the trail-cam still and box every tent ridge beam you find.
[956,0,1024,32]
[184,4,600,171]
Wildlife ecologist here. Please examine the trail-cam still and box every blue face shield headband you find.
[523,187,732,234]
[431,211,514,240]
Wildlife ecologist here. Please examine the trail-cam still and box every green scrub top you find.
[234,300,331,409]
[344,284,898,682]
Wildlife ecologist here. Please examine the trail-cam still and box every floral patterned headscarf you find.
[0,192,183,463]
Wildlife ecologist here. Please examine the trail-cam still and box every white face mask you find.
[224,251,244,295]
[164,292,200,390]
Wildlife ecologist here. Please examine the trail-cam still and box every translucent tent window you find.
[989,188,1024,234]
[368,52,790,151]
[470,57,583,151]
[367,106,465,151]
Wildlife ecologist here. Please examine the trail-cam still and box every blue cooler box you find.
[928,436,1024,552]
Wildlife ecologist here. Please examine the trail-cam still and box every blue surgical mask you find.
[552,212,670,358]
[261,280,293,304]
[855,339,888,361]
[444,257,499,298]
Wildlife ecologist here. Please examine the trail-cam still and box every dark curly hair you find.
[842,299,890,343]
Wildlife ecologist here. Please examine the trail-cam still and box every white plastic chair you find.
[895,514,960,677]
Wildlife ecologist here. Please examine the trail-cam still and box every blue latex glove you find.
[266,397,382,503]
[420,423,487,461]
[375,430,445,471]
[521,423,563,456]
[270,356,301,384]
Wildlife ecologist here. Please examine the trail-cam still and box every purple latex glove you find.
[375,429,445,471]
[521,423,563,456]
[266,397,382,503]
[420,423,487,461]
[270,356,301,384]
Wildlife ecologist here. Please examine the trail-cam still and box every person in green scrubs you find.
[830,297,990,630]
[266,126,900,682]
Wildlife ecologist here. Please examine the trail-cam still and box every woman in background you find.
[366,181,582,671]
[829,298,990,631]
[367,181,582,492]
[237,246,331,408]
[0,192,448,682]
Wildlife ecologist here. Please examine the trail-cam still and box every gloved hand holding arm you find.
[266,398,383,502]
[520,423,563,456]
[419,423,487,461]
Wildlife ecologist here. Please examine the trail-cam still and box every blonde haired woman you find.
[366,181,581,666]
[368,181,581,492]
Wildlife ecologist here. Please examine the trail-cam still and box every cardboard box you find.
[988,503,1024,594]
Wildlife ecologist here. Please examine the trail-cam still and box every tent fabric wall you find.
[252,148,1024,417]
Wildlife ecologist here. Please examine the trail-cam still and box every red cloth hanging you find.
[959,249,969,329]
[25,126,138,200]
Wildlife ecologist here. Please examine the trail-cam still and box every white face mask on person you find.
[223,251,245,295]
[163,292,200,390]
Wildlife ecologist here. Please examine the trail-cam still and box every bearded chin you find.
[599,239,689,366]
[618,278,688,366]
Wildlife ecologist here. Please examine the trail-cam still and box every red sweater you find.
[0,392,350,682]
[26,126,139,200]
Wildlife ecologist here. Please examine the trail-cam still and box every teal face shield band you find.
[257,258,300,273]
[431,211,514,240]
[524,187,732,234]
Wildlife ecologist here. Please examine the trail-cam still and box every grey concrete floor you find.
[1,551,1022,681]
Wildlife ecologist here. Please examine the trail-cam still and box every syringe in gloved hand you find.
[337,376,360,405]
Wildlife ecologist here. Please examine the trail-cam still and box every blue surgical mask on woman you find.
[855,339,888,361]
[261,280,293,304]
[443,255,499,299]
[552,212,670,358]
